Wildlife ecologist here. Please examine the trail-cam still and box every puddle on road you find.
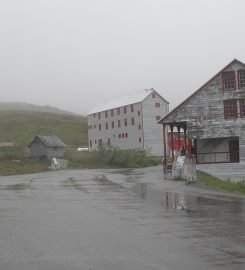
[62,177,88,193]
[130,182,244,215]
[92,175,126,190]
[2,183,31,191]
[110,168,144,176]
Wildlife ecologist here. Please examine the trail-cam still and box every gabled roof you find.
[158,58,245,124]
[87,88,169,115]
[30,135,66,148]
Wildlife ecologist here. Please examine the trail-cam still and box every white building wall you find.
[142,92,169,156]
[88,103,144,151]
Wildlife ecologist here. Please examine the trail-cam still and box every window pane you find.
[224,100,237,118]
[223,72,236,90]
[240,100,245,117]
[239,70,245,88]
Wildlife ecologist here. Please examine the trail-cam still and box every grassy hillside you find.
[0,110,88,147]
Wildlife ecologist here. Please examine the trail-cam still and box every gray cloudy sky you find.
[1,0,245,115]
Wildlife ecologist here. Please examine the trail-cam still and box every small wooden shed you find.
[29,135,66,160]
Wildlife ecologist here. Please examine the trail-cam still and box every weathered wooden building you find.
[87,89,169,156]
[29,135,66,160]
[159,59,245,164]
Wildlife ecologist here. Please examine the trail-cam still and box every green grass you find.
[197,170,245,195]
[0,159,50,176]
[0,110,87,147]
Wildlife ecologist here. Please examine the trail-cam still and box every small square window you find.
[155,102,160,107]
[152,93,156,98]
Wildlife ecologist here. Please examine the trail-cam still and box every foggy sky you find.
[1,0,245,115]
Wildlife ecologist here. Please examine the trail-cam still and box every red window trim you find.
[118,120,120,128]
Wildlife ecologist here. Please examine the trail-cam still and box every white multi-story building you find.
[87,89,169,156]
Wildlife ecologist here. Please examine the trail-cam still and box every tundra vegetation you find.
[197,171,245,195]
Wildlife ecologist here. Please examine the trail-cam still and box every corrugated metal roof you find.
[87,88,168,115]
[36,135,66,147]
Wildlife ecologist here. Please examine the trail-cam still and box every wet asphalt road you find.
[0,166,244,270]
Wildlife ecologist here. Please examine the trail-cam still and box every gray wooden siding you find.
[162,61,245,161]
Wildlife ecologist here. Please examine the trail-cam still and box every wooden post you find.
[170,125,174,162]
[162,124,167,171]
[177,125,181,150]
[184,124,187,150]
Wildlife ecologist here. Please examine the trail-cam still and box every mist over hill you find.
[0,101,79,116]
[0,103,88,147]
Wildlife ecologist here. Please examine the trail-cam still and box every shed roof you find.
[30,135,66,148]
[87,88,169,115]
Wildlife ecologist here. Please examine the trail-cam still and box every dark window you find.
[99,124,101,131]
[152,93,156,98]
[118,120,121,128]
[131,104,134,112]
[111,109,114,117]
[224,100,237,119]
[139,138,142,143]
[118,134,121,139]
[125,132,128,138]
[122,133,124,138]
[89,140,92,147]
[98,139,102,145]
[156,116,161,121]
[155,102,160,107]
[93,113,96,118]
[94,124,96,129]
[95,139,97,144]
[124,106,127,114]
[107,138,111,145]
[98,112,101,119]
[124,119,127,126]
[105,111,108,118]
[105,122,108,130]
[138,111,141,116]
[131,117,134,125]
[223,71,236,90]
[238,70,245,88]
[138,124,141,130]
[240,100,245,117]
[112,121,114,128]
[117,108,120,115]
